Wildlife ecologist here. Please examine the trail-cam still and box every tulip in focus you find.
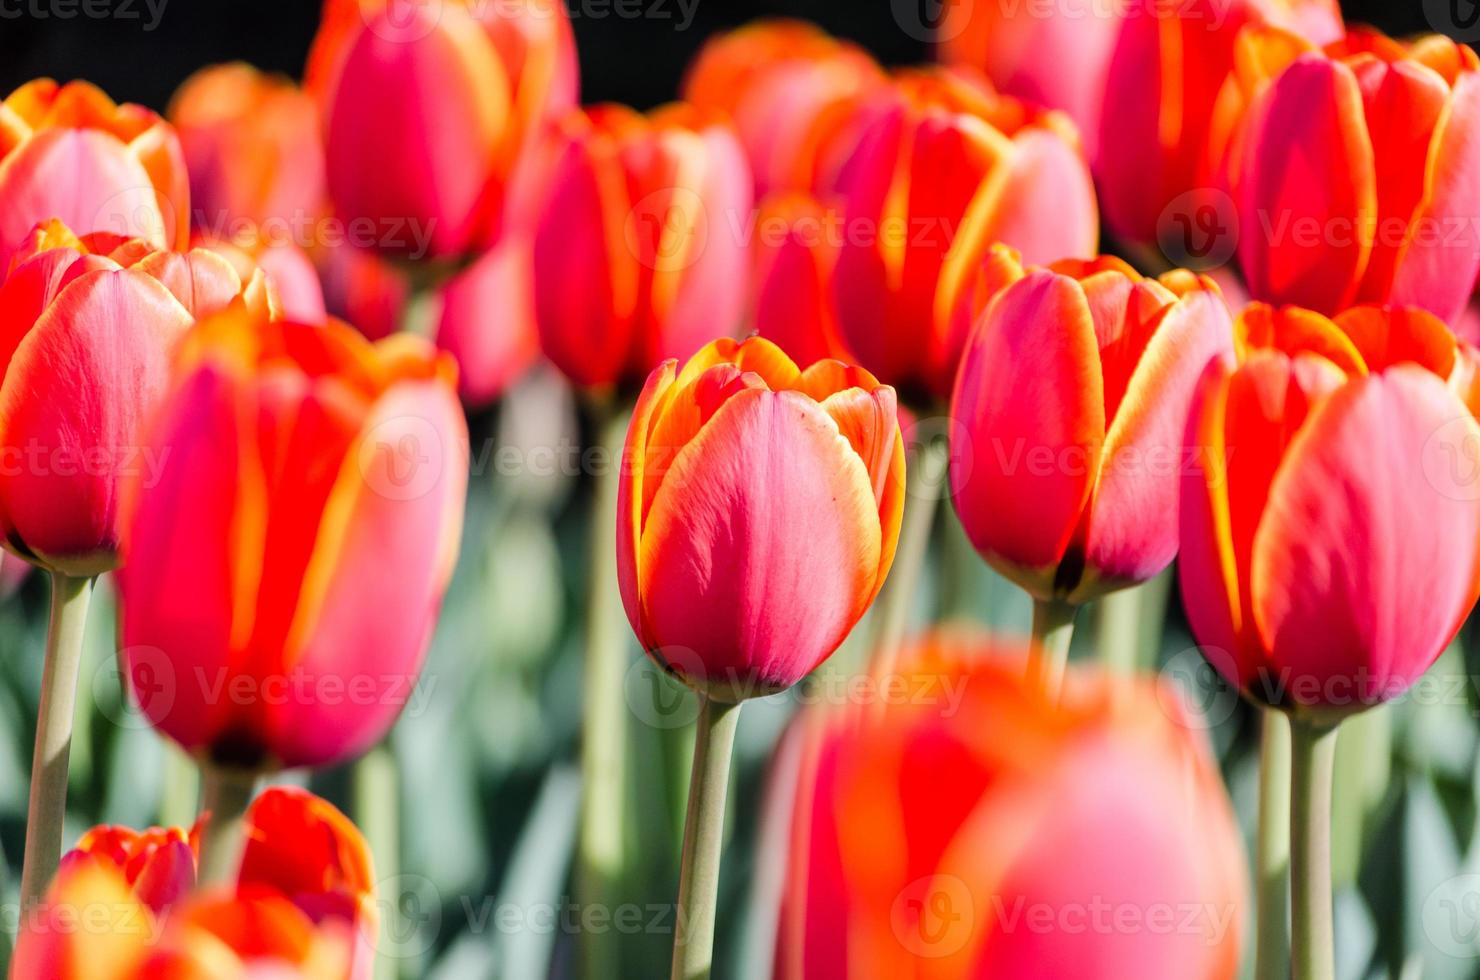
[312,0,578,261]
[13,786,375,980]
[0,79,189,276]
[118,305,468,770]
[619,336,904,699]
[950,254,1235,605]
[1219,28,1480,323]
[773,633,1247,980]
[1181,302,1480,719]
[832,68,1098,401]
[0,221,274,575]
[534,104,753,389]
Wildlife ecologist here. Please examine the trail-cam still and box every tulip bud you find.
[1181,302,1480,720]
[0,79,189,276]
[0,222,270,575]
[118,306,468,770]
[950,255,1235,604]
[773,633,1247,979]
[533,104,753,389]
[618,337,905,700]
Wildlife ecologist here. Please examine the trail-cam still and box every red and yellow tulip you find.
[1181,302,1480,719]
[117,305,467,769]
[618,337,905,699]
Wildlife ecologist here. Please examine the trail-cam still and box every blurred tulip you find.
[197,234,328,325]
[14,786,373,980]
[170,63,326,237]
[534,104,753,389]
[312,0,578,261]
[618,336,905,699]
[752,192,853,366]
[1181,302,1480,719]
[682,19,886,197]
[832,67,1098,401]
[317,240,411,341]
[0,221,272,575]
[118,306,467,770]
[435,235,541,407]
[773,633,1247,980]
[0,79,189,277]
[1218,28,1480,323]
[950,254,1234,604]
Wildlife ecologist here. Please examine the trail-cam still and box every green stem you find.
[866,435,946,682]
[579,409,630,980]
[355,745,400,980]
[670,697,741,980]
[1095,587,1142,675]
[1290,718,1338,980]
[1027,596,1077,699]
[19,572,93,909]
[1255,710,1292,980]
[197,766,258,887]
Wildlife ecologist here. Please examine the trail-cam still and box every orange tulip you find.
[197,232,328,326]
[831,67,1098,401]
[533,104,753,389]
[0,221,274,575]
[773,633,1247,980]
[13,786,374,980]
[618,337,905,699]
[949,253,1234,603]
[117,306,467,769]
[1215,28,1480,323]
[311,0,578,260]
[1181,302,1480,718]
[751,192,853,366]
[0,79,189,276]
[682,19,886,197]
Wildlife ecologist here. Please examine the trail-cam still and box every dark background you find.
[0,0,1442,114]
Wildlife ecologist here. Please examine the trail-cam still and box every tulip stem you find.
[671,696,741,980]
[198,766,259,887]
[1255,710,1291,980]
[1027,596,1076,699]
[19,572,93,910]
[1289,718,1338,980]
[866,434,947,685]
[579,408,631,980]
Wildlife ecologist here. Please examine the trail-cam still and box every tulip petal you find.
[617,359,677,651]
[131,248,242,320]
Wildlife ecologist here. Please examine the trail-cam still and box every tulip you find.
[117,305,468,776]
[1094,0,1342,253]
[533,104,753,389]
[949,255,1234,686]
[832,67,1099,402]
[751,192,853,366]
[169,63,326,238]
[773,632,1247,980]
[312,0,578,262]
[198,233,328,325]
[620,336,904,979]
[1218,28,1480,324]
[682,19,886,197]
[434,236,541,408]
[318,239,411,342]
[0,79,189,276]
[13,786,374,980]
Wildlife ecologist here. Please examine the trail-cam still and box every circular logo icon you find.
[363,0,445,45]
[100,646,176,732]
[891,0,967,44]
[89,186,174,250]
[1156,188,1238,271]
[891,874,974,959]
[1423,873,1480,958]
[373,874,442,960]
[624,187,709,275]
[1422,415,1480,503]
[1425,0,1480,43]
[1157,646,1239,730]
[625,652,701,730]
[359,414,447,502]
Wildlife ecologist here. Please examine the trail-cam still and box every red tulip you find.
[13,786,374,980]
[317,240,410,342]
[751,192,853,366]
[312,0,578,261]
[773,633,1247,979]
[1218,28,1480,323]
[832,67,1098,400]
[434,235,541,407]
[1095,0,1341,251]
[533,104,753,389]
[1181,302,1480,718]
[950,254,1234,603]
[118,305,467,769]
[618,337,905,699]
[682,19,886,197]
[0,79,189,276]
[0,221,273,575]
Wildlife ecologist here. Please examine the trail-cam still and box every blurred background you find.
[1,3,1476,980]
